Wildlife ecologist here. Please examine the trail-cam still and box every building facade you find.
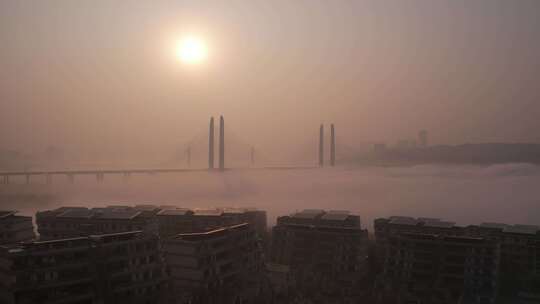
[271,209,370,301]
[163,223,263,304]
[36,205,267,242]
[375,232,500,304]
[0,231,167,304]
[374,216,540,303]
[470,223,540,302]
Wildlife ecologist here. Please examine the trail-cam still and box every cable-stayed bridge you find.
[1,117,339,185]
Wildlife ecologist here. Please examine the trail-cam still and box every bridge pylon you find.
[319,124,324,167]
[208,117,215,170]
[330,124,336,166]
[219,116,225,171]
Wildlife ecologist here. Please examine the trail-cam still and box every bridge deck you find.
[0,166,318,176]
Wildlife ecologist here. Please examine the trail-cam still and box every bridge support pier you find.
[2,175,8,185]
[123,172,131,181]
[67,174,75,184]
[46,174,52,185]
[26,174,30,184]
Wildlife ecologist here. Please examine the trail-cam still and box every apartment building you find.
[162,223,263,304]
[0,211,35,245]
[156,207,267,239]
[36,205,267,240]
[374,216,540,303]
[222,207,267,240]
[375,232,500,304]
[0,231,167,304]
[270,209,369,300]
[471,223,540,302]
[36,206,159,240]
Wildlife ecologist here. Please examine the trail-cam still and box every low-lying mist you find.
[1,163,539,229]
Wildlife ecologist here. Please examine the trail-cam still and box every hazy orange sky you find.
[1,0,540,163]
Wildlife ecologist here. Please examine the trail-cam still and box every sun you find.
[176,36,208,64]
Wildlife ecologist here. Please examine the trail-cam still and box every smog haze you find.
[2,1,540,165]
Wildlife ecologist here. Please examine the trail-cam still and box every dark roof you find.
[480,222,509,229]
[388,216,455,228]
[53,206,88,213]
[193,209,223,216]
[321,210,350,221]
[134,204,160,211]
[292,209,324,219]
[222,207,246,214]
[96,209,141,220]
[503,225,540,235]
[157,209,191,216]
[0,211,17,219]
[57,209,94,219]
[106,205,131,209]
[174,223,249,241]
[424,220,455,228]
[389,216,418,226]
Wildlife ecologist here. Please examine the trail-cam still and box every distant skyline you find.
[1,0,540,162]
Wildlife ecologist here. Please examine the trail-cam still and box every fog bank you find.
[1,164,539,229]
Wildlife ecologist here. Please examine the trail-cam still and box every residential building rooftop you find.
[171,223,250,241]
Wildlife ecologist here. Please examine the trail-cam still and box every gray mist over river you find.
[2,164,539,229]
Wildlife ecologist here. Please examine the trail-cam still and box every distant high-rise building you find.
[419,129,428,147]
[271,209,369,300]
[373,143,387,154]
[0,211,35,245]
[250,146,255,167]
[44,145,65,161]
[186,146,191,167]
[396,139,409,150]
